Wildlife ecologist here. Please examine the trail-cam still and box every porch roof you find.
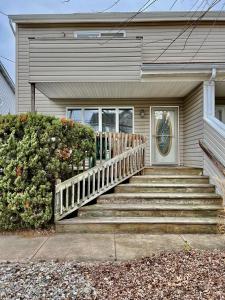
[36,80,202,99]
[34,63,225,99]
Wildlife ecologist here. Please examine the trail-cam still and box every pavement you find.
[0,233,225,262]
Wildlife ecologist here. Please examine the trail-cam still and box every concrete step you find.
[144,167,203,176]
[97,193,222,205]
[55,216,220,234]
[130,175,209,184]
[78,203,222,218]
[115,183,215,194]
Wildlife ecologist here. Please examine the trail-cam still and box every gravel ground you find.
[0,261,95,300]
[0,250,225,300]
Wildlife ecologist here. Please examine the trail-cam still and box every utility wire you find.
[98,0,121,13]
[0,55,15,63]
[99,0,160,44]
[153,0,223,61]
[191,0,225,60]
[0,10,8,16]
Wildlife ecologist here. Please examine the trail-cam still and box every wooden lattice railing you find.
[55,133,146,221]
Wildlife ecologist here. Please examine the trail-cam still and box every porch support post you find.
[203,81,215,119]
[31,83,36,112]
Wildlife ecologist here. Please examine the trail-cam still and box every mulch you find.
[78,250,225,300]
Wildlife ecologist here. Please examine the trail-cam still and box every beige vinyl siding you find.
[29,38,142,82]
[183,84,204,167]
[40,98,183,166]
[17,24,225,112]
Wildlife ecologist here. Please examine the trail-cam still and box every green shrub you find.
[0,113,95,230]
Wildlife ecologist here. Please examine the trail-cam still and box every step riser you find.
[78,209,220,218]
[130,178,209,184]
[98,198,222,205]
[56,223,218,234]
[144,168,203,176]
[115,187,215,193]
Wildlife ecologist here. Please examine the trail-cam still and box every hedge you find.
[0,113,95,230]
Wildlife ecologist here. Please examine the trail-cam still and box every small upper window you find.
[74,30,126,39]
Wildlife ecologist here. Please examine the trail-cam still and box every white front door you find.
[151,107,179,165]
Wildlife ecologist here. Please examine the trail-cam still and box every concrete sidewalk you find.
[0,233,225,262]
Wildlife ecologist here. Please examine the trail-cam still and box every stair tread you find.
[131,175,208,179]
[80,204,222,211]
[118,183,214,187]
[99,193,221,199]
[144,167,202,170]
[57,216,219,225]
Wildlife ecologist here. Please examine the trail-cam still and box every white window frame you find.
[74,30,126,39]
[66,106,134,133]
[215,105,225,123]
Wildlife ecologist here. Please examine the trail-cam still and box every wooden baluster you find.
[60,190,63,215]
[111,163,114,184]
[97,168,100,192]
[106,165,109,187]
[115,160,118,181]
[100,132,103,163]
[125,134,128,151]
[88,173,90,198]
[119,159,122,180]
[102,167,105,189]
[105,132,108,160]
[92,171,96,194]
[77,181,80,205]
[82,177,85,200]
[66,186,69,210]
[109,133,112,160]
[71,183,75,208]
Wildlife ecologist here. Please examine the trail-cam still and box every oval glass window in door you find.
[155,111,172,156]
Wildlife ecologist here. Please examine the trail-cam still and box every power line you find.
[153,0,223,62]
[0,10,8,17]
[98,0,122,13]
[99,0,160,45]
[191,0,225,60]
[0,55,15,63]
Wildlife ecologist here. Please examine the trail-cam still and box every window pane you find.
[102,109,116,132]
[69,109,82,123]
[119,109,133,133]
[84,109,99,131]
[100,32,125,38]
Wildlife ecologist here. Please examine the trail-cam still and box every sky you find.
[0,0,224,81]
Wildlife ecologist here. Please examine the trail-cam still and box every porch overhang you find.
[35,80,202,99]
[32,63,225,99]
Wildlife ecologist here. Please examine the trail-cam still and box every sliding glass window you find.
[67,107,133,133]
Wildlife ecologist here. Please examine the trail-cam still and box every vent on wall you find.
[74,30,126,38]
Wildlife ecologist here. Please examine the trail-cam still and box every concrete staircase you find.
[56,167,224,234]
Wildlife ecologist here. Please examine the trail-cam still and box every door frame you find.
[149,106,180,166]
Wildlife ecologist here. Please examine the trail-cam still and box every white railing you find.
[55,136,146,221]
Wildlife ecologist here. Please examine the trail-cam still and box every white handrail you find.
[55,142,146,221]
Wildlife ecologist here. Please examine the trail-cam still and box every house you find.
[0,61,15,115]
[9,12,225,233]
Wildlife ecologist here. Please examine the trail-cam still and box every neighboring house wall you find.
[0,69,15,115]
[183,84,204,167]
[16,23,225,113]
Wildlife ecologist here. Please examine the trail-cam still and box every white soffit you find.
[36,81,201,99]
[216,81,225,97]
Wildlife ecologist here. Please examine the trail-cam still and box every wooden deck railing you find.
[81,132,146,171]
[55,133,146,221]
